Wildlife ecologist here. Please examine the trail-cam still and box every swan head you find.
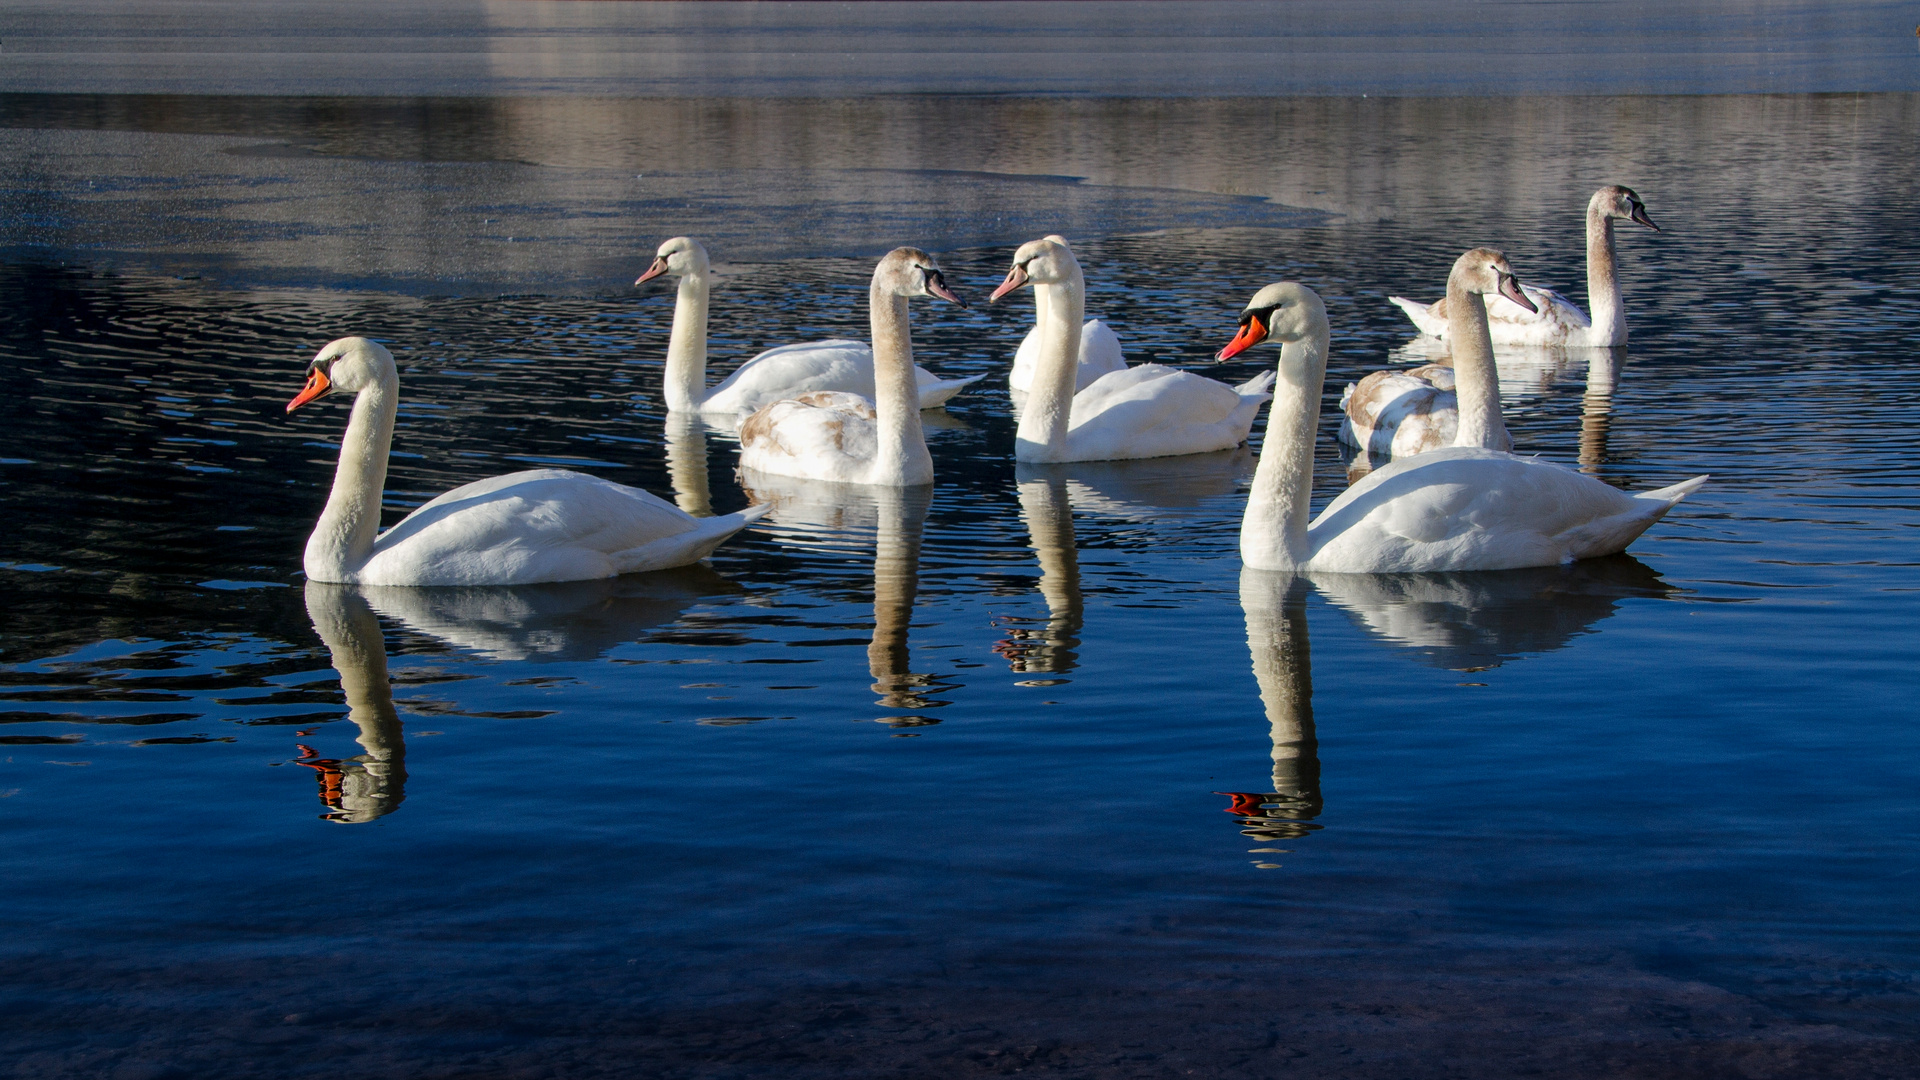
[1592,185,1659,232]
[989,235,1078,303]
[1216,282,1326,361]
[286,337,396,413]
[874,247,969,308]
[635,236,710,286]
[1448,248,1538,314]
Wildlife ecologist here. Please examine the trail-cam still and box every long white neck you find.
[1239,569,1321,819]
[1241,325,1327,570]
[663,271,710,412]
[1014,269,1084,462]
[1585,201,1626,346]
[869,286,933,486]
[305,375,397,581]
[1446,280,1510,450]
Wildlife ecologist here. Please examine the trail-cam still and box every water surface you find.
[2,83,1919,1080]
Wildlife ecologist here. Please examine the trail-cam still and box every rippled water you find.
[3,86,1919,1076]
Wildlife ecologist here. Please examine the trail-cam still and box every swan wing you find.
[1062,364,1267,461]
[360,469,723,586]
[736,391,881,483]
[701,339,873,415]
[1388,296,1450,338]
[1336,368,1457,456]
[1305,448,1696,572]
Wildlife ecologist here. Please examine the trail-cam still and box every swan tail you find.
[1559,476,1709,562]
[1232,369,1277,399]
[1334,416,1365,449]
[1388,296,1447,337]
[609,503,767,574]
[1635,474,1710,505]
[916,372,987,409]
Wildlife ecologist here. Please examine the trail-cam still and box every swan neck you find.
[1239,570,1320,810]
[664,271,710,412]
[1446,279,1508,450]
[306,376,396,581]
[869,286,933,485]
[1241,329,1325,570]
[1586,205,1625,345]
[1014,271,1084,462]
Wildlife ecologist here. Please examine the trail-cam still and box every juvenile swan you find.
[1389,186,1659,347]
[287,337,764,586]
[736,248,967,486]
[637,236,982,416]
[992,235,1274,463]
[1218,283,1705,572]
[1340,248,1536,458]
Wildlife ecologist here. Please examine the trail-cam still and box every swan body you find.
[638,237,982,415]
[1217,282,1705,573]
[737,248,966,486]
[1387,185,1659,347]
[1339,249,1538,457]
[992,235,1274,464]
[287,337,764,587]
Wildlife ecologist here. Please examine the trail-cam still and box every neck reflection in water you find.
[1223,554,1676,855]
[301,582,407,824]
[737,471,946,729]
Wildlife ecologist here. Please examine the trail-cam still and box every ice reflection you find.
[736,472,948,722]
[1221,569,1323,849]
[1311,555,1674,672]
[300,582,406,824]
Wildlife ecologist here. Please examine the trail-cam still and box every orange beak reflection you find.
[287,366,331,413]
[1216,314,1267,361]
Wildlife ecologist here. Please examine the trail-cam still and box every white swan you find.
[991,235,1275,463]
[637,236,983,416]
[286,337,765,586]
[1388,185,1659,347]
[1339,248,1538,457]
[1007,235,1128,395]
[1217,282,1706,572]
[736,248,966,486]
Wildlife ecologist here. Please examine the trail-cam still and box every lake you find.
[2,4,1918,1078]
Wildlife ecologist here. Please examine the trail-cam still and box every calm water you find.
[3,54,1920,1080]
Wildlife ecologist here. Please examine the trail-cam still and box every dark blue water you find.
[2,20,1919,1078]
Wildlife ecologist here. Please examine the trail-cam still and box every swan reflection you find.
[737,470,949,720]
[1220,556,1674,851]
[663,410,716,517]
[1579,348,1624,473]
[995,451,1253,676]
[1310,554,1672,671]
[357,565,742,663]
[301,582,407,823]
[1221,569,1323,847]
